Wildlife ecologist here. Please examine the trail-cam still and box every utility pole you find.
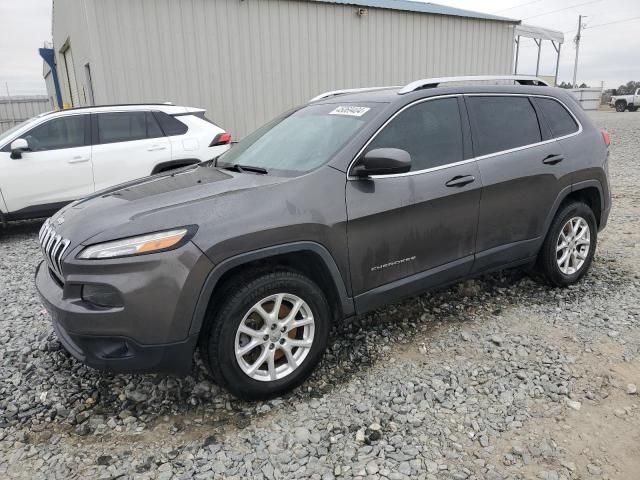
[572,15,586,88]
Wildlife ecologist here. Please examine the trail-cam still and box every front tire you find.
[538,202,597,287]
[200,271,331,400]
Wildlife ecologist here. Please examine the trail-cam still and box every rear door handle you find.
[147,145,167,152]
[543,154,564,165]
[445,175,475,187]
[68,156,89,164]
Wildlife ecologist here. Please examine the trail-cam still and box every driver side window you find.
[23,116,87,152]
[365,97,464,172]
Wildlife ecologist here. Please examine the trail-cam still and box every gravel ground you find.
[1,110,639,480]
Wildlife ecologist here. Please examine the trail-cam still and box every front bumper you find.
[34,241,213,375]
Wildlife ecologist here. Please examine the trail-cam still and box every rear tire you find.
[537,201,597,287]
[200,270,331,400]
[629,106,638,112]
[615,101,627,112]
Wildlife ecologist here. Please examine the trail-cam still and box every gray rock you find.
[565,400,581,411]
[365,460,379,475]
[587,464,602,475]
[293,427,311,444]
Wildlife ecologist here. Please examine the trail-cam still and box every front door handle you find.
[445,175,475,187]
[543,154,564,165]
[68,156,89,164]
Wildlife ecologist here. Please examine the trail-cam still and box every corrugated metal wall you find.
[0,96,52,134]
[52,0,94,108]
[54,0,515,138]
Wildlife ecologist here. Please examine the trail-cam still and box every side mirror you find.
[351,148,411,177]
[10,138,29,159]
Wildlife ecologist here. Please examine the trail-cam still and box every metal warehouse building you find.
[47,0,519,138]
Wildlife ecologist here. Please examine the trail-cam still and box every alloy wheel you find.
[556,216,591,275]
[234,293,315,382]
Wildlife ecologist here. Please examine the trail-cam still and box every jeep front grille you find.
[39,219,71,280]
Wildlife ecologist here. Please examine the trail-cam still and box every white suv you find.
[0,104,230,222]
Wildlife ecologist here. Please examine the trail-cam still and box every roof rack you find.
[309,86,399,103]
[309,76,550,103]
[54,102,175,112]
[398,75,550,94]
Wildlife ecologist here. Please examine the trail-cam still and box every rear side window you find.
[97,111,163,144]
[533,97,579,138]
[145,112,164,138]
[467,96,542,157]
[153,111,189,136]
[191,111,217,125]
[22,115,87,151]
[365,98,464,172]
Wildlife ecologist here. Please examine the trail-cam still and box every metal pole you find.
[535,39,542,76]
[514,35,520,74]
[553,41,562,86]
[572,15,583,88]
[5,82,16,128]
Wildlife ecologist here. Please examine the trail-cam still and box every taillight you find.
[210,132,231,147]
[601,130,611,147]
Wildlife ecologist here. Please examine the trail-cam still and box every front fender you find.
[188,241,354,336]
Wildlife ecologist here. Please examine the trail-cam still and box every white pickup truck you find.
[609,88,640,112]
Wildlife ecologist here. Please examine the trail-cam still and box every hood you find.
[51,164,287,247]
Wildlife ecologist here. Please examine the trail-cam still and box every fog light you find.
[82,284,123,308]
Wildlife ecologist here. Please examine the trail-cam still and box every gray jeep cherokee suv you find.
[36,76,612,399]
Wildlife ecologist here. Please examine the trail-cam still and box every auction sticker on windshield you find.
[329,106,371,117]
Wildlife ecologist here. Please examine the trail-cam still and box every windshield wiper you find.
[221,164,268,175]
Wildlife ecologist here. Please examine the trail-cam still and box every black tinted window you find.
[534,97,579,137]
[154,111,188,136]
[146,112,164,138]
[192,111,217,125]
[365,98,463,171]
[23,116,86,151]
[468,96,542,156]
[97,112,163,144]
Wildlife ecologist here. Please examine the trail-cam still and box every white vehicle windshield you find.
[0,119,32,147]
[216,103,380,176]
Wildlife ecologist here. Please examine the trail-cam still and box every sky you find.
[0,0,51,96]
[437,0,640,89]
[0,0,638,95]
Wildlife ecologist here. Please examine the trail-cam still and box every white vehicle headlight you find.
[78,228,190,259]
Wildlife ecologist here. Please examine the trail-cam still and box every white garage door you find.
[63,48,80,107]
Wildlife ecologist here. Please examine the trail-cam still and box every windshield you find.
[0,119,32,148]
[216,103,380,175]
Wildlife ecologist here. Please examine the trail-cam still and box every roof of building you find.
[515,23,564,43]
[309,0,519,23]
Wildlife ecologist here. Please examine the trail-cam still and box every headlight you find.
[78,228,190,259]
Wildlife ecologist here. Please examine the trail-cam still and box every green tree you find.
[558,81,573,89]
[615,81,640,95]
